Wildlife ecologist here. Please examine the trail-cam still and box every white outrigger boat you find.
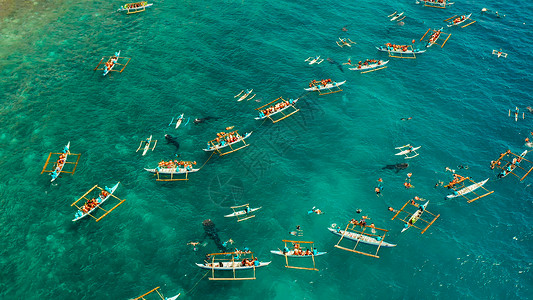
[203,131,252,153]
[349,60,389,71]
[446,13,472,27]
[446,178,489,199]
[305,80,346,92]
[402,201,429,232]
[395,144,421,159]
[73,182,120,222]
[117,1,153,14]
[136,135,157,156]
[144,162,199,175]
[304,56,324,65]
[390,12,404,21]
[235,89,255,102]
[255,98,298,121]
[270,249,327,257]
[50,142,70,182]
[498,150,528,178]
[196,261,271,271]
[224,206,262,218]
[175,113,184,129]
[328,227,396,247]
[492,49,508,58]
[376,44,426,54]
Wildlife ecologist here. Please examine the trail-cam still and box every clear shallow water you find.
[1,0,532,299]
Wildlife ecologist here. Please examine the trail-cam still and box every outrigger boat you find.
[145,160,199,181]
[336,37,356,48]
[305,79,345,95]
[377,44,426,59]
[390,12,404,21]
[509,107,524,121]
[418,0,454,9]
[41,142,81,183]
[391,199,440,234]
[117,1,153,14]
[329,221,395,258]
[72,182,120,222]
[225,204,261,222]
[93,51,131,77]
[305,56,324,65]
[131,287,180,300]
[136,135,157,156]
[445,13,474,27]
[491,150,533,181]
[204,130,252,156]
[444,175,493,203]
[349,60,389,73]
[235,89,256,102]
[71,182,125,222]
[493,49,508,58]
[395,144,421,159]
[420,27,451,48]
[255,97,299,123]
[175,113,184,129]
[270,240,326,271]
[197,252,270,280]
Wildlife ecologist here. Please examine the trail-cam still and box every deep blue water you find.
[1,0,532,299]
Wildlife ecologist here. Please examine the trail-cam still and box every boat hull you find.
[224,207,262,217]
[447,178,488,198]
[305,80,346,91]
[195,261,271,270]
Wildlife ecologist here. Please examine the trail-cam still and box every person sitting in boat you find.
[101,190,109,198]
[305,249,312,256]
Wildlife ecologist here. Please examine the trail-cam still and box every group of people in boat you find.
[384,43,410,52]
[209,131,242,149]
[349,216,373,228]
[424,0,446,4]
[282,243,317,256]
[157,159,196,170]
[81,197,100,213]
[104,55,118,72]
[352,59,383,69]
[428,29,442,44]
[309,79,332,88]
[240,257,259,267]
[497,156,523,178]
[258,99,295,118]
[124,1,147,9]
[452,15,467,24]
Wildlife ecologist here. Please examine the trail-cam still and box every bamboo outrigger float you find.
[391,199,440,234]
[196,252,271,281]
[203,130,252,156]
[117,2,153,14]
[255,97,299,123]
[131,286,180,300]
[420,28,451,48]
[93,51,131,76]
[41,142,81,182]
[145,160,199,181]
[329,222,395,258]
[490,150,533,181]
[224,204,262,222]
[270,240,326,271]
[70,182,126,222]
[444,174,493,203]
[419,0,454,9]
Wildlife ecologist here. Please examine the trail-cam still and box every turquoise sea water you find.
[1,0,532,299]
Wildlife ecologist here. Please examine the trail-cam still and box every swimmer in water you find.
[401,117,413,121]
